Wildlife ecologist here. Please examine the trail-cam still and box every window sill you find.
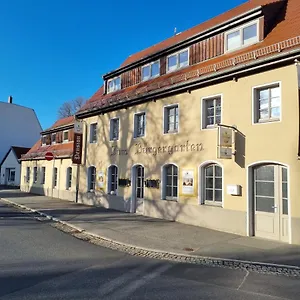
[163,197,178,202]
[165,130,178,135]
[255,118,280,124]
[203,201,223,207]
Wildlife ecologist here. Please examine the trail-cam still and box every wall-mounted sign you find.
[96,171,105,190]
[182,170,194,195]
[135,140,203,156]
[218,147,232,159]
[218,126,233,147]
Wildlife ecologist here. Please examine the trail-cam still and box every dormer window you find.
[107,76,121,93]
[142,60,160,81]
[225,21,258,52]
[51,133,56,144]
[41,135,47,146]
[167,49,189,73]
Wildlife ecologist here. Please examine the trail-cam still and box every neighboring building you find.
[0,146,30,186]
[20,116,76,200]
[0,96,42,163]
[73,0,300,245]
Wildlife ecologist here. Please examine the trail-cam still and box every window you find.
[26,167,30,183]
[41,167,46,184]
[202,96,222,128]
[167,49,189,72]
[204,164,222,204]
[110,118,119,141]
[53,167,58,188]
[134,112,146,138]
[66,167,72,189]
[90,123,97,143]
[142,60,160,81]
[51,133,56,144]
[108,165,118,195]
[33,167,37,183]
[42,135,47,145]
[254,83,280,123]
[63,131,69,143]
[163,164,178,200]
[107,76,121,93]
[226,21,258,51]
[164,105,179,133]
[88,166,96,191]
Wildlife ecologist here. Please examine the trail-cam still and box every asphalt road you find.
[0,201,299,300]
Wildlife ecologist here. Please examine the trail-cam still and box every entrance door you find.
[254,164,289,242]
[133,165,144,214]
[6,168,16,185]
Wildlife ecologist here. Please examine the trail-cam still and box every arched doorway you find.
[132,165,145,214]
[249,163,289,242]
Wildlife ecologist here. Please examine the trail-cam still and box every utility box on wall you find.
[227,184,241,196]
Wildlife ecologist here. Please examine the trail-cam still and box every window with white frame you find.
[88,166,96,191]
[142,60,160,81]
[254,83,280,123]
[226,21,258,52]
[33,167,37,183]
[26,167,30,183]
[90,123,97,143]
[110,118,119,141]
[41,167,46,184]
[51,133,56,144]
[66,167,72,189]
[53,167,58,188]
[107,77,121,93]
[63,131,69,142]
[163,164,178,200]
[167,49,189,72]
[108,165,118,195]
[134,112,146,138]
[164,105,179,133]
[42,135,47,145]
[202,96,222,128]
[203,164,222,204]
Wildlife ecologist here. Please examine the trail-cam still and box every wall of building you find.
[0,150,21,186]
[77,64,300,242]
[20,158,77,202]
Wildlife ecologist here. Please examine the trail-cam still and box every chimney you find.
[8,95,12,104]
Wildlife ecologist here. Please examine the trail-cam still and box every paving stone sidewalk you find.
[1,189,300,270]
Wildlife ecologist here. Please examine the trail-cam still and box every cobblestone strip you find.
[2,197,300,278]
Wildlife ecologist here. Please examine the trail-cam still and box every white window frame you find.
[163,104,179,134]
[201,94,223,130]
[66,167,72,190]
[90,123,97,143]
[252,81,281,125]
[41,167,46,184]
[133,111,146,138]
[107,76,121,93]
[88,166,96,192]
[166,48,189,73]
[161,163,179,201]
[199,161,224,207]
[53,167,58,188]
[141,60,160,81]
[51,133,56,144]
[110,117,120,141]
[107,165,118,195]
[63,130,69,143]
[42,135,47,146]
[225,20,259,52]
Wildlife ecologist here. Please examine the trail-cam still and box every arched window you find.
[163,164,178,200]
[108,165,118,195]
[66,167,72,189]
[88,166,96,191]
[203,164,222,204]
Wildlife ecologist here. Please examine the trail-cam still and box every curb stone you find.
[1,197,300,278]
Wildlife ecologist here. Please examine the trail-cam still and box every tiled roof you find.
[44,115,74,132]
[80,0,299,114]
[21,140,73,160]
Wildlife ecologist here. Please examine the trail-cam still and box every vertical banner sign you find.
[72,120,83,164]
[182,170,194,195]
[96,171,105,191]
[217,126,233,159]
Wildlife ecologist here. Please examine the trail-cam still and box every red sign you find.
[45,152,54,161]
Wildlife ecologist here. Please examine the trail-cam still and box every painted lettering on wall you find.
[135,140,203,155]
[110,146,128,156]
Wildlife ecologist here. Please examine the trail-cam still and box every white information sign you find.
[74,120,83,134]
[218,147,232,159]
[182,170,194,195]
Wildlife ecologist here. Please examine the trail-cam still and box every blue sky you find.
[0,0,245,130]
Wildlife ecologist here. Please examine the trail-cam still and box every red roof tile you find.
[44,115,75,132]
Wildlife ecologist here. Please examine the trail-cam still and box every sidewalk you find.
[1,189,300,269]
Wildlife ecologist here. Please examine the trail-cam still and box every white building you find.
[0,96,42,166]
[0,146,30,186]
